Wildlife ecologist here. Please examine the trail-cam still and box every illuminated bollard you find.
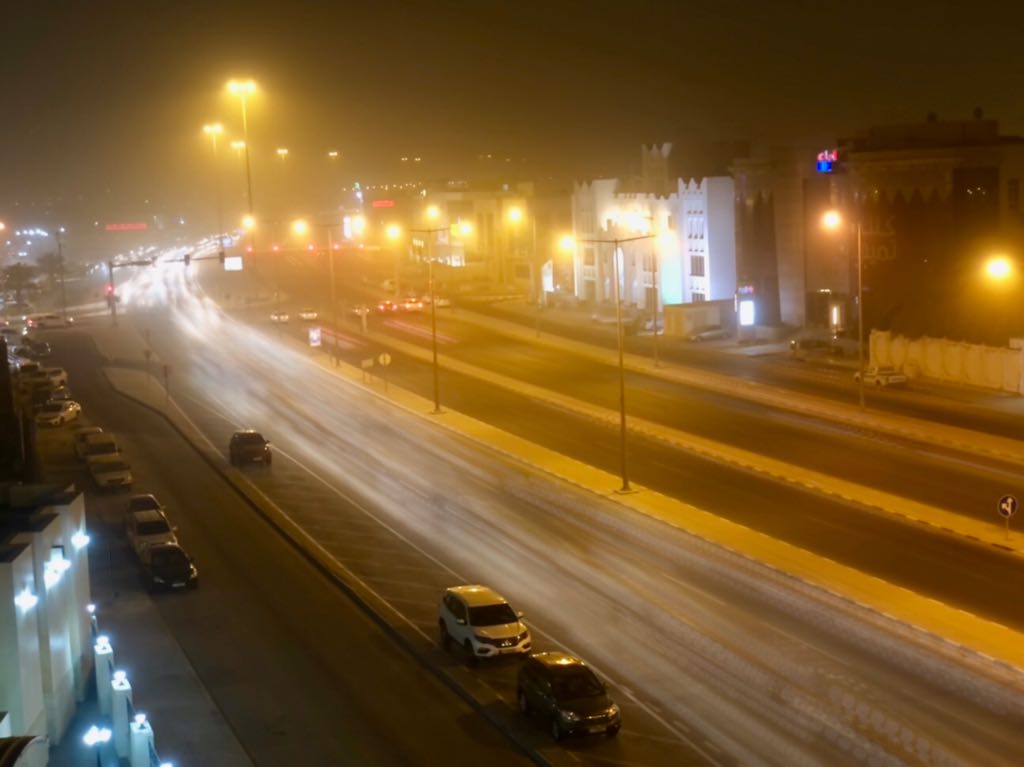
[111,670,133,758]
[94,635,114,715]
[129,713,155,767]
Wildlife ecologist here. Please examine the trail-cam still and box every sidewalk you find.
[37,335,253,767]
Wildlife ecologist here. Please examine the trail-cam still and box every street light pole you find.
[579,233,653,493]
[409,225,449,414]
[856,221,865,409]
[328,226,339,366]
[56,227,68,324]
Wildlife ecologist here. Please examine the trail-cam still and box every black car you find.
[517,652,621,740]
[141,543,198,591]
[16,339,51,358]
[229,430,272,466]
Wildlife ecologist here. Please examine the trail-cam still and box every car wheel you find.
[439,620,450,651]
[550,718,564,741]
[517,688,530,715]
[463,640,478,667]
[606,724,620,738]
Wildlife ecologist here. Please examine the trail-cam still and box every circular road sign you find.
[998,494,1018,519]
[377,352,392,367]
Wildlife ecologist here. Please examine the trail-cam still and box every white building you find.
[570,144,736,316]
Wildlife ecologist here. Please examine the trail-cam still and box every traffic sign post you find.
[998,494,1017,538]
[308,327,322,348]
[377,352,392,392]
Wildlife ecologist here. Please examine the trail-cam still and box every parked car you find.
[270,310,290,323]
[517,652,621,741]
[15,339,50,358]
[298,307,319,321]
[88,455,134,490]
[140,543,198,591]
[127,493,164,515]
[34,399,81,426]
[229,430,272,466]
[438,585,531,663]
[73,426,104,458]
[79,432,120,461]
[854,365,908,387]
[125,508,177,556]
[688,325,730,342]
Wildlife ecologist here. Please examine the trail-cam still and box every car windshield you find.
[40,403,63,413]
[130,497,160,512]
[150,547,187,568]
[550,669,604,700]
[236,433,265,444]
[137,520,170,536]
[468,603,517,626]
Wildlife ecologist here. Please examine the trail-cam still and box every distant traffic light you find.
[104,283,114,296]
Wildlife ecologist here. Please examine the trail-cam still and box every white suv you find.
[125,508,178,558]
[438,585,531,663]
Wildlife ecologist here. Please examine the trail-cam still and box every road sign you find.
[308,327,322,347]
[377,352,392,367]
[998,495,1018,519]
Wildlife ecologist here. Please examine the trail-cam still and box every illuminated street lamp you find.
[83,724,112,766]
[425,204,441,222]
[985,255,1013,281]
[226,78,257,248]
[291,218,308,237]
[327,150,339,160]
[202,122,226,257]
[822,209,865,408]
[569,232,654,492]
[276,147,289,160]
[230,139,246,156]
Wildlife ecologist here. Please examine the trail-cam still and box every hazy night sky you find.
[2,0,1023,230]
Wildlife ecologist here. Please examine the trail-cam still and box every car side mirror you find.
[455,618,466,626]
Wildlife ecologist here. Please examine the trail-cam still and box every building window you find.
[690,255,705,277]
[1010,179,1021,212]
[692,292,706,302]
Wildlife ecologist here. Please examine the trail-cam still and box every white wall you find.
[0,544,46,737]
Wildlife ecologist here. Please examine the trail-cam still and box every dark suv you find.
[229,430,272,466]
[517,652,621,740]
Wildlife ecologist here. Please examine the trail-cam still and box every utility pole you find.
[56,227,68,324]
[107,260,118,327]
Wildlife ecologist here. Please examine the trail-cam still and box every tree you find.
[1,263,38,304]
[35,252,63,291]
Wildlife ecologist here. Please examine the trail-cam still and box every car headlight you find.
[607,703,620,718]
[153,576,165,584]
[561,710,580,723]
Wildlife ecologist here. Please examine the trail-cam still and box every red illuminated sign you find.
[371,199,395,208]
[104,222,149,231]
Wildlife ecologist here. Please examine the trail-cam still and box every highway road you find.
[44,330,538,767]
[60,251,1024,766]
[205,256,1024,633]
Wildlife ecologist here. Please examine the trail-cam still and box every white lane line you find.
[166,378,724,764]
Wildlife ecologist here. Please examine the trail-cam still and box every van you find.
[80,433,120,461]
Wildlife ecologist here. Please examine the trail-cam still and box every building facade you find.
[570,144,736,317]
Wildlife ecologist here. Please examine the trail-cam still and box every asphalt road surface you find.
[46,330,537,767]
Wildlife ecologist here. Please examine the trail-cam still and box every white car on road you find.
[34,400,81,426]
[438,585,532,663]
[270,310,290,323]
[854,365,908,388]
[298,307,319,321]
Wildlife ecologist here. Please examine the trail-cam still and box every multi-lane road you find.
[46,250,1023,765]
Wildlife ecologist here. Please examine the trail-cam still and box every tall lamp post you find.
[293,218,342,365]
[227,79,257,249]
[202,122,225,258]
[55,226,68,323]
[822,209,865,408]
[400,210,473,414]
[572,233,654,492]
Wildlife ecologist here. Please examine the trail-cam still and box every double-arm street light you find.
[391,210,473,414]
[227,79,257,248]
[202,122,225,258]
[571,233,654,493]
[822,209,865,408]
